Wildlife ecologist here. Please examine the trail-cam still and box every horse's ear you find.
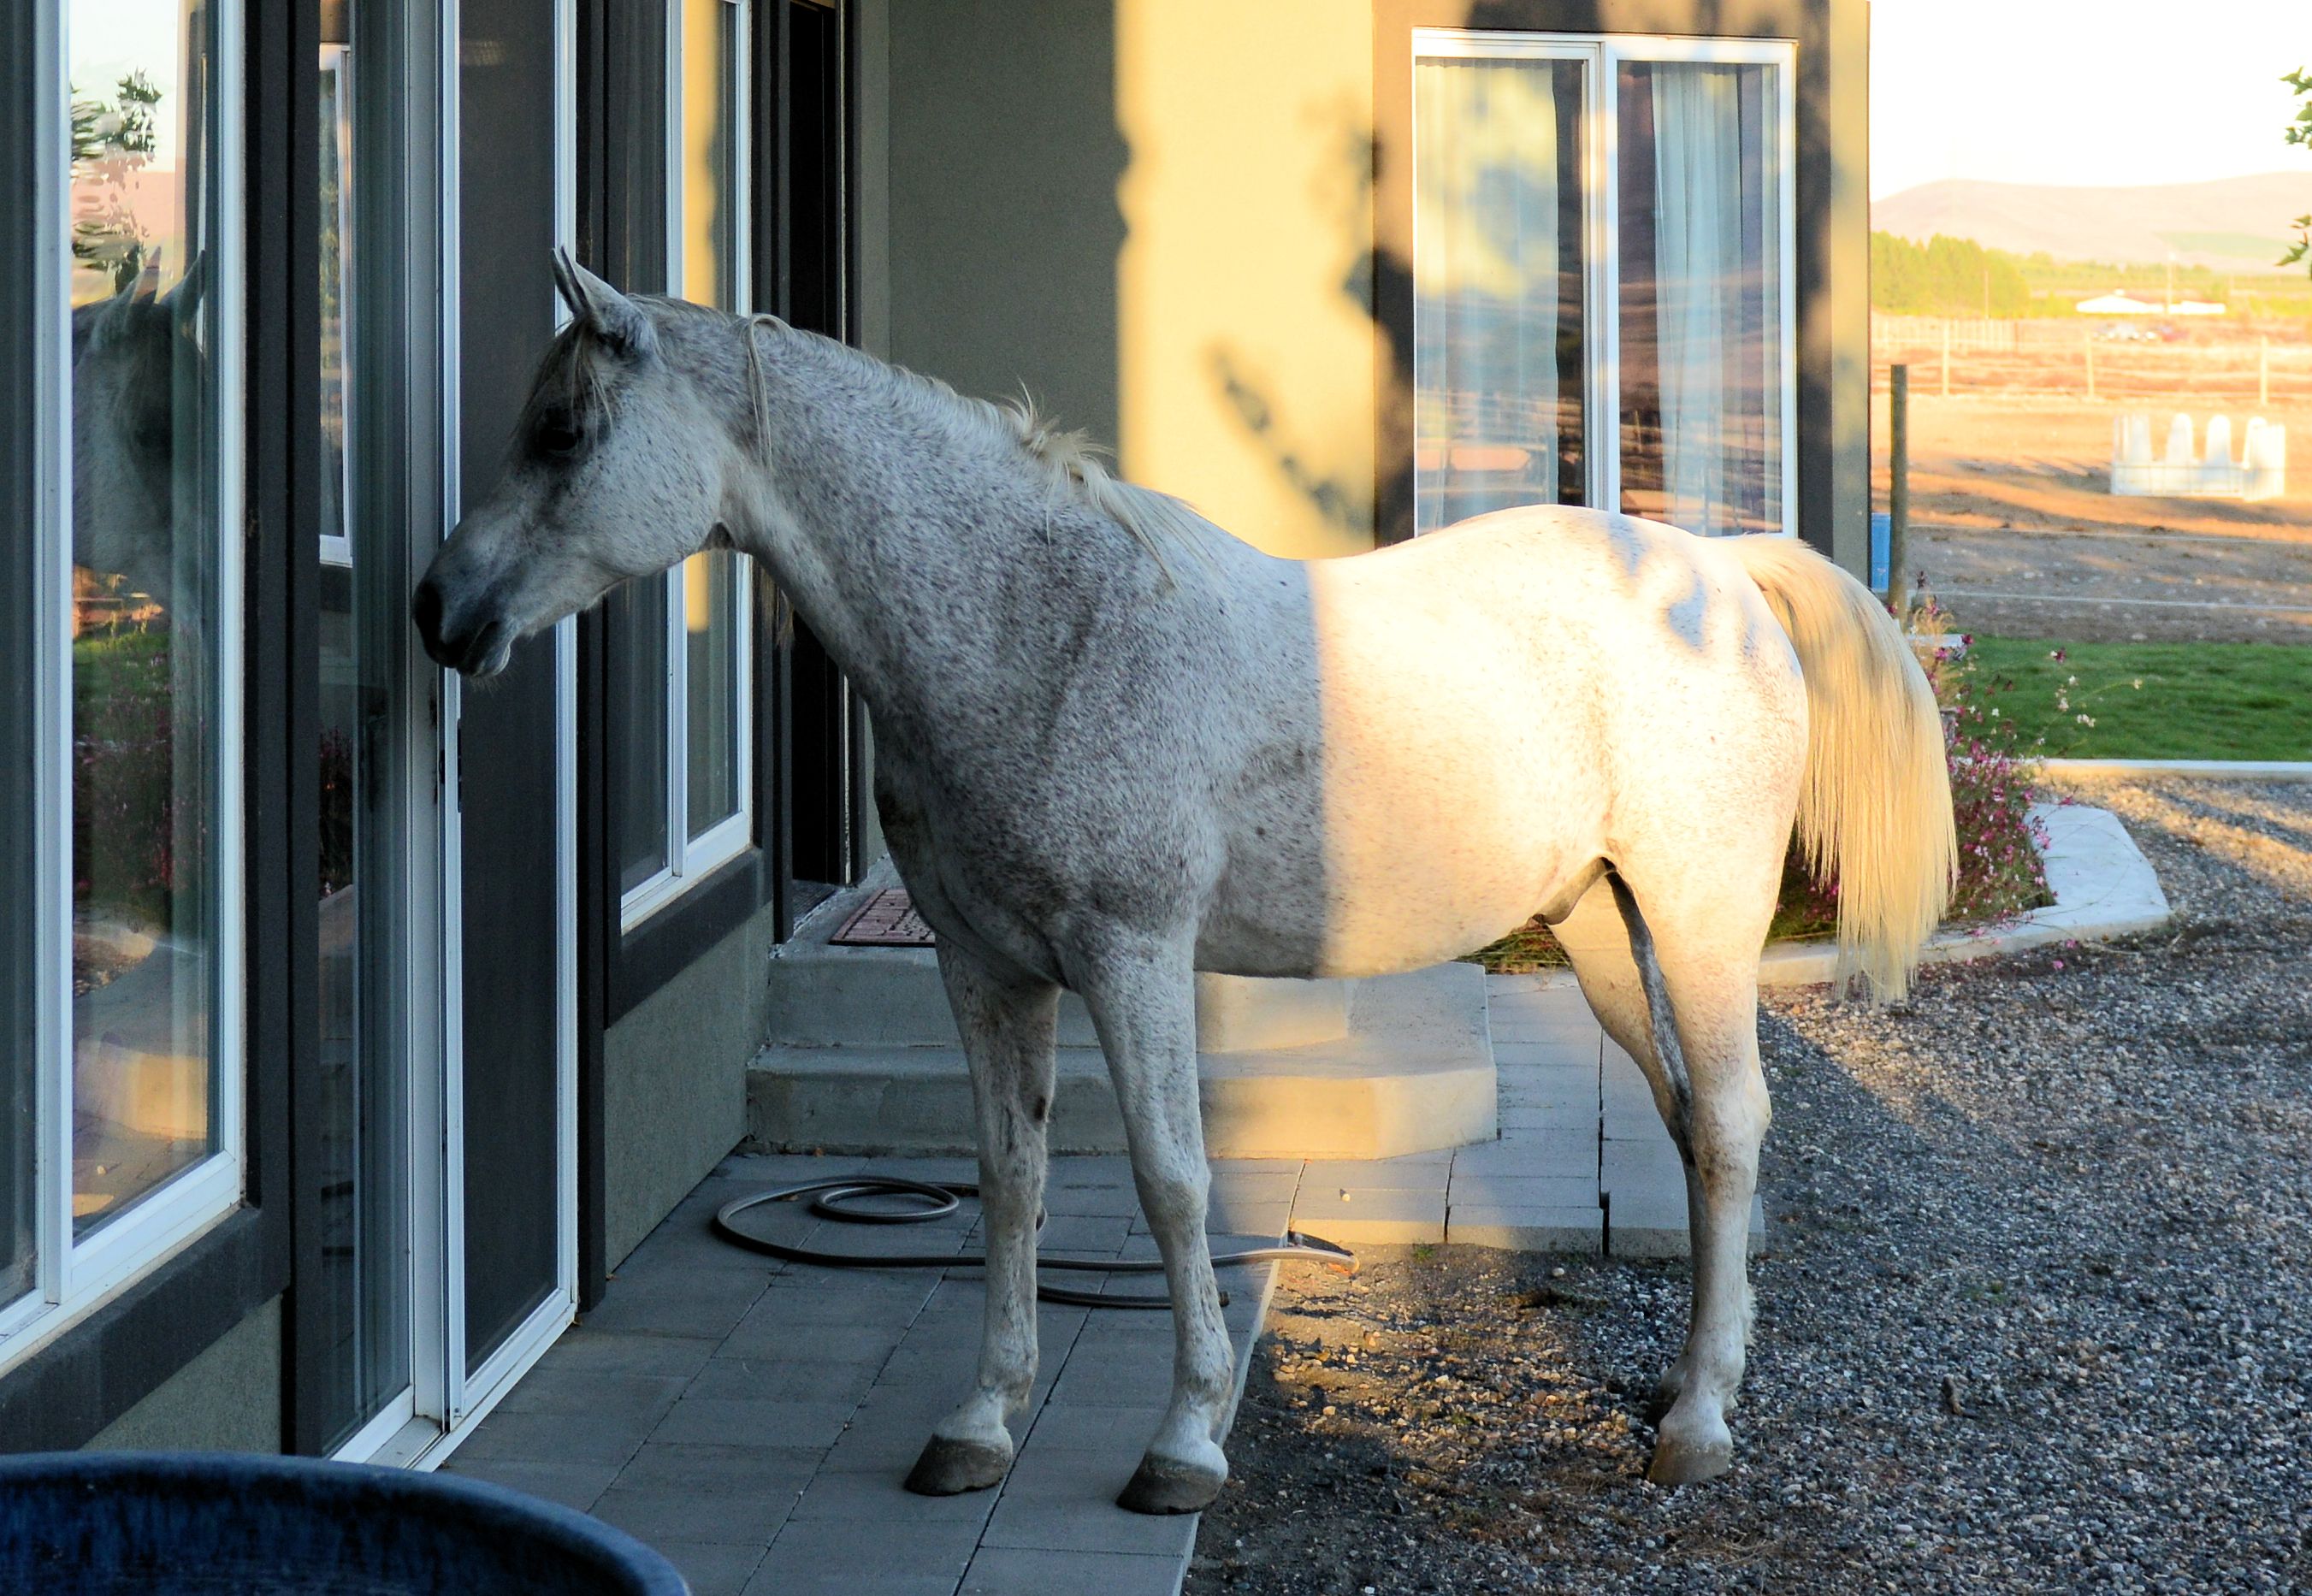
[549,247,655,359]
[550,246,587,321]
[86,269,145,350]
[164,251,207,333]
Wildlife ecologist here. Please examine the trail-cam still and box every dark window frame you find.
[1370,0,1839,558]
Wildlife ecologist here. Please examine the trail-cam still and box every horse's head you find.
[72,259,205,617]
[413,251,752,677]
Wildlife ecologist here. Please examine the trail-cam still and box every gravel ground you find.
[1189,777,2312,1595]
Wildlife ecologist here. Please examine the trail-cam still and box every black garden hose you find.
[713,1174,1354,1309]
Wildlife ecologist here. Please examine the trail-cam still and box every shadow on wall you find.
[1203,105,1392,546]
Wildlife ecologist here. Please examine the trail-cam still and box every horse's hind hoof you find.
[1116,1451,1227,1515]
[904,1435,1013,1497]
[1646,1433,1733,1487]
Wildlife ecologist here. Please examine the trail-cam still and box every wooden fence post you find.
[1889,363,1910,612]
[2084,329,2096,400]
[1941,318,1952,398]
[2259,336,2269,407]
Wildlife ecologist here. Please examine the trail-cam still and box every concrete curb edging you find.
[1758,801,2171,987]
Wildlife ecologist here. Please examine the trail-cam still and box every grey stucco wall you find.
[883,0,1126,447]
[84,1297,281,1453]
[603,902,779,1270]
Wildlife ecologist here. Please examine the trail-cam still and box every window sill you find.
[0,1205,284,1452]
[606,843,769,1026]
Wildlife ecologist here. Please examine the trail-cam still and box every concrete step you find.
[749,961,1497,1161]
[766,872,1351,1054]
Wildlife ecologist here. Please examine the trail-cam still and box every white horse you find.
[416,254,1955,1513]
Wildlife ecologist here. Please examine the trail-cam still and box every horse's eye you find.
[535,416,582,457]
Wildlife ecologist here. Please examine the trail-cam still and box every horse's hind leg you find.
[1552,877,1710,1416]
[904,944,1061,1497]
[1554,869,1773,1486]
[1072,936,1233,1515]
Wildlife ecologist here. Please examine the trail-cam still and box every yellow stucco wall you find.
[1115,2,1379,559]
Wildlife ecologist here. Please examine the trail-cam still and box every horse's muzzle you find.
[411,575,512,677]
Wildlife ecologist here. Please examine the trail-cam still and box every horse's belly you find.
[1310,736,1600,978]
[1282,557,1608,978]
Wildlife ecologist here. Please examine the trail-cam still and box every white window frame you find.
[0,0,248,1378]
[620,0,754,931]
[1410,28,1800,538]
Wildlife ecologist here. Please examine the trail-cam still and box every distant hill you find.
[1873,173,2310,274]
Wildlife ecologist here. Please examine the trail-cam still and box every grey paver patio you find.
[446,1150,1292,1596]
[446,978,1735,1595]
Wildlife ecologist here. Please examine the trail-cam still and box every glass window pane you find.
[680,0,740,310]
[0,5,38,1311]
[612,573,670,894]
[68,0,227,1235]
[683,552,742,842]
[1617,59,1786,537]
[675,0,744,851]
[1413,55,1587,535]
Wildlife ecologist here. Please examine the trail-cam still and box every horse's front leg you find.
[1073,937,1233,1515]
[903,943,1061,1497]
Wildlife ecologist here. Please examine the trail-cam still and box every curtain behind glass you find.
[1413,56,1585,535]
[67,0,224,1235]
[1619,61,1783,537]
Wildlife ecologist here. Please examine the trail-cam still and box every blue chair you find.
[0,1452,689,1594]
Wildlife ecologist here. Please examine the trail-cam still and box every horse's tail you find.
[1727,535,1956,1000]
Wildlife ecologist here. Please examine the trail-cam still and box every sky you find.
[1871,0,2312,198]
[70,0,188,166]
[60,1,2312,203]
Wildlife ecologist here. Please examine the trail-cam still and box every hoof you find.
[1646,1433,1733,1487]
[1115,1451,1227,1515]
[904,1434,1013,1497]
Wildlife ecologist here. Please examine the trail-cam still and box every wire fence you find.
[1870,316,2312,405]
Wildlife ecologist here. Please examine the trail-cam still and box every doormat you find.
[830,888,937,947]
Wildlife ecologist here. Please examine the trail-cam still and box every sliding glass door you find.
[311,0,576,1463]
[1411,31,1796,540]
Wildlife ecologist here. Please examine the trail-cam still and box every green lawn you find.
[1960,636,2312,761]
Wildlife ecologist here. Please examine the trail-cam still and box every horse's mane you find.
[796,326,1215,578]
[547,300,1214,579]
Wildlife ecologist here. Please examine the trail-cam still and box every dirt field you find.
[1873,388,2312,643]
